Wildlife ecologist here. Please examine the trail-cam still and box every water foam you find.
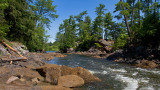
[107,68,127,73]
[89,70,108,75]
[115,75,139,90]
[102,71,108,74]
[132,72,138,76]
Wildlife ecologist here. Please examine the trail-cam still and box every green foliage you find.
[120,10,130,16]
[94,43,103,48]
[136,13,160,48]
[0,0,58,51]
[104,12,114,39]
[57,16,77,52]
[113,33,128,50]
[46,41,59,51]
[92,4,107,39]
[0,0,9,38]
[114,1,130,17]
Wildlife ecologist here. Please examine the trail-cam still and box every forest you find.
[0,0,58,51]
[0,0,160,55]
[54,0,160,56]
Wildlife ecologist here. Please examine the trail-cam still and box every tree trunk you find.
[120,0,131,37]
[124,15,131,37]
[131,0,135,26]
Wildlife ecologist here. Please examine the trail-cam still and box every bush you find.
[113,33,128,50]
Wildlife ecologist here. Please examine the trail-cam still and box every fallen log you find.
[1,41,23,57]
[1,57,27,61]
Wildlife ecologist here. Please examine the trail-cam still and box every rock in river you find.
[58,75,84,88]
[35,64,101,85]
[136,60,158,68]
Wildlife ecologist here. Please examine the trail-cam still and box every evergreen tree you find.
[92,4,106,40]
[58,16,77,52]
[104,12,114,40]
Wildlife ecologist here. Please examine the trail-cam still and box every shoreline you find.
[72,51,160,69]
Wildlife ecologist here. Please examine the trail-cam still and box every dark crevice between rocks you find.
[35,68,46,78]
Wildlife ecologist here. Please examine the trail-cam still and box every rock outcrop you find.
[136,60,158,68]
[58,75,84,88]
[36,64,101,85]
[67,48,75,53]
[97,39,114,52]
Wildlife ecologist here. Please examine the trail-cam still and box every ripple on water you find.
[136,68,160,75]
[107,67,127,73]
[139,86,155,90]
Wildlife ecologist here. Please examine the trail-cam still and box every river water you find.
[46,54,160,90]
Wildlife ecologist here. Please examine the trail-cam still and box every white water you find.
[115,74,139,90]
[46,54,160,90]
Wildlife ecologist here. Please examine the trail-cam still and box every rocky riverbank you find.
[74,51,160,69]
[0,41,101,90]
[0,52,101,90]
[72,39,160,69]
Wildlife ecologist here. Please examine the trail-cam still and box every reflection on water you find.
[46,54,160,90]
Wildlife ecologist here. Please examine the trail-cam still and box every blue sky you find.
[46,0,119,42]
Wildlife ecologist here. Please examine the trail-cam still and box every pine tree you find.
[93,4,107,40]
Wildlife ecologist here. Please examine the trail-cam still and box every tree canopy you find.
[0,0,58,51]
[55,0,160,53]
[1,0,160,53]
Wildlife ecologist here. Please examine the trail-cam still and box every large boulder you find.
[58,75,84,88]
[67,48,75,53]
[36,64,61,84]
[36,64,101,85]
[60,65,101,83]
[73,67,101,83]
[88,46,105,54]
[98,39,114,47]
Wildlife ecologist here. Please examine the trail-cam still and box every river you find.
[46,53,160,90]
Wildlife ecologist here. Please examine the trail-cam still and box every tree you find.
[58,16,77,52]
[75,11,88,41]
[92,4,107,40]
[31,0,58,28]
[0,0,9,38]
[104,12,114,40]
[115,0,131,37]
[0,0,58,51]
